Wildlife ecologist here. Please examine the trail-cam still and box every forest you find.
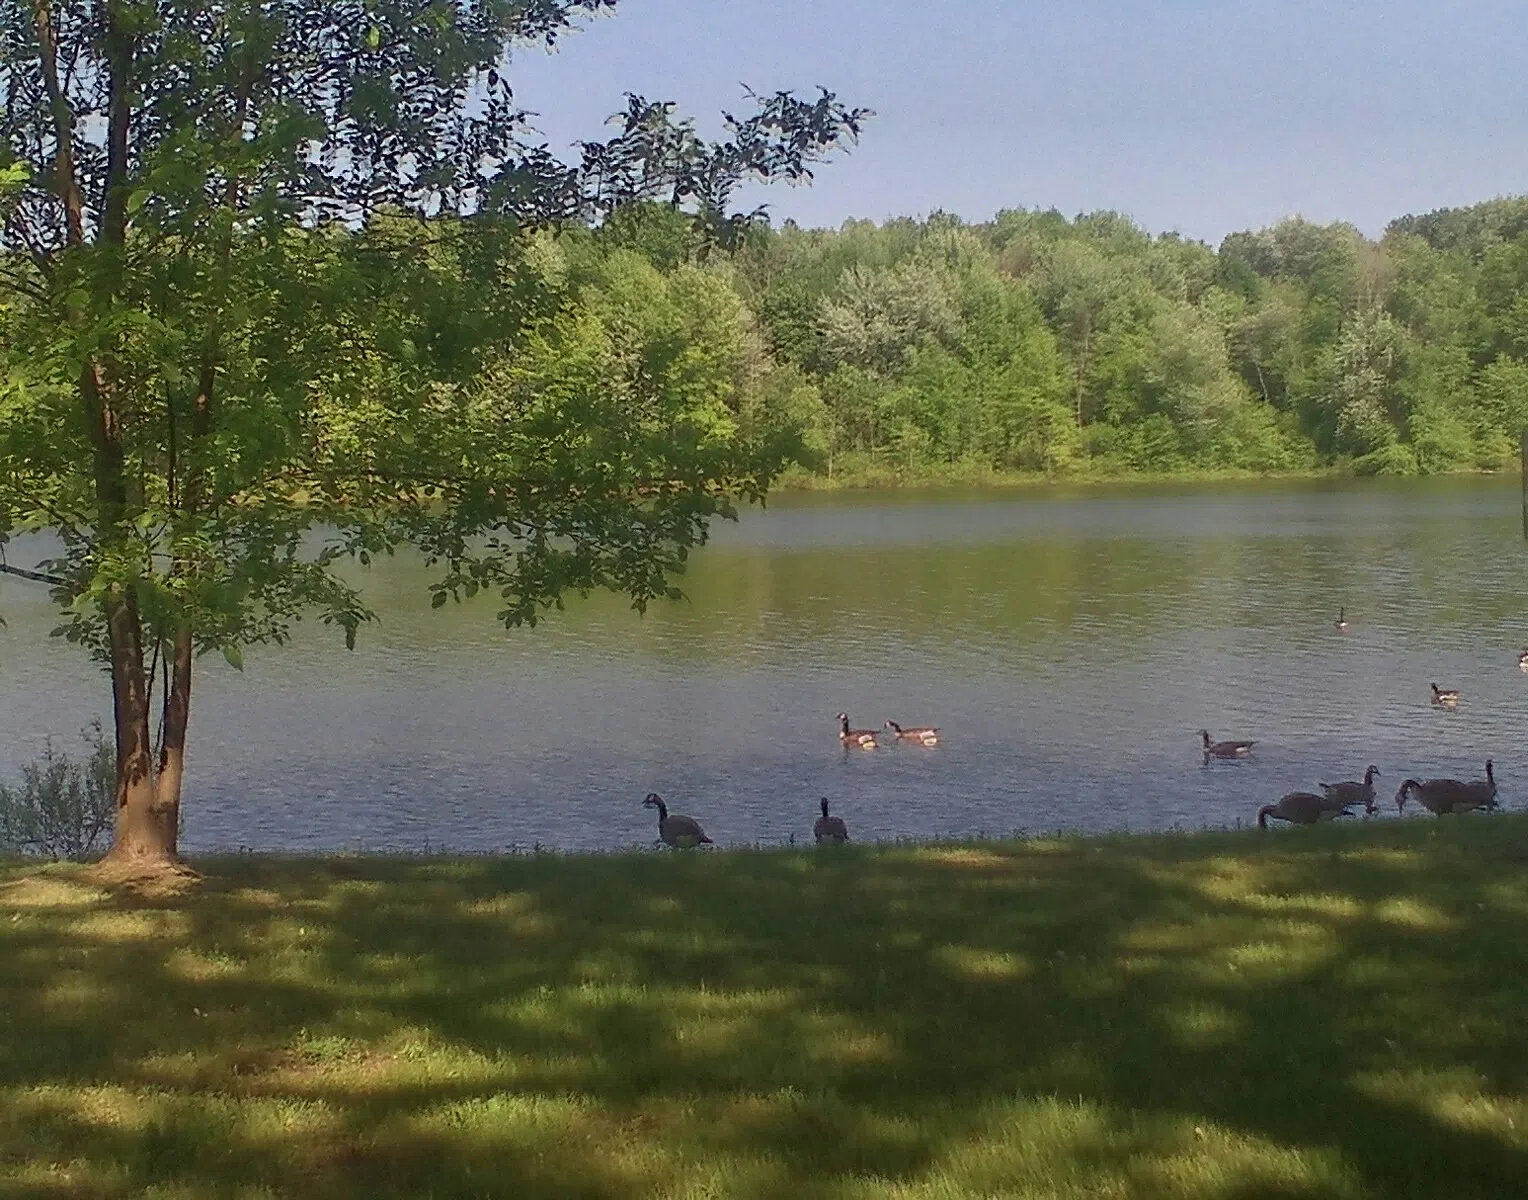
[587,193,1528,483]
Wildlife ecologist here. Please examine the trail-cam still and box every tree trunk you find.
[150,627,193,857]
[103,589,176,863]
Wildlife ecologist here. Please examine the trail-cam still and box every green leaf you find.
[222,644,244,671]
[430,591,448,609]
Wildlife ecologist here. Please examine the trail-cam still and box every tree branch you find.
[0,560,66,586]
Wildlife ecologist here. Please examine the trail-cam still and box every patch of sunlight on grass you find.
[1373,896,1456,931]
[915,847,1016,870]
[0,872,106,910]
[1227,889,1363,921]
[1339,846,1425,868]
[1354,1069,1528,1145]
[1222,924,1337,982]
[933,945,1030,981]
[1480,879,1528,915]
[880,1097,1365,1200]
[165,947,246,982]
[37,972,116,1016]
[1161,1002,1244,1049]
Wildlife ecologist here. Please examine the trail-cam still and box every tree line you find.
[603,195,1528,482]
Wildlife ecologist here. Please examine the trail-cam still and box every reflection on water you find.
[3,477,1527,851]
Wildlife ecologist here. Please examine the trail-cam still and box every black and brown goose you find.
[1334,607,1348,632]
[884,720,939,746]
[1259,792,1352,829]
[1518,648,1528,673]
[1201,730,1255,761]
[837,713,879,749]
[643,793,712,848]
[813,798,849,844]
[1462,759,1499,810]
[1394,773,1496,816]
[1320,765,1380,816]
[1430,682,1460,708]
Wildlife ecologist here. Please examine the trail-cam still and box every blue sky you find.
[508,0,1528,245]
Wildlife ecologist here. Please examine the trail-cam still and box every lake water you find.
[2,477,1526,852]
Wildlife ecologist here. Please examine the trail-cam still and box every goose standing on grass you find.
[813,798,850,844]
[1201,730,1256,762]
[1395,771,1496,816]
[1320,765,1380,816]
[1463,759,1499,809]
[884,720,939,746]
[1334,607,1349,632]
[643,793,712,848]
[837,713,879,749]
[1518,648,1528,673]
[1430,682,1460,708]
[1259,792,1353,829]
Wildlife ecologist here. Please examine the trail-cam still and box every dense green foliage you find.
[0,0,862,859]
[662,195,1528,481]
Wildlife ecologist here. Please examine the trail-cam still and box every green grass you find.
[4,818,1528,1198]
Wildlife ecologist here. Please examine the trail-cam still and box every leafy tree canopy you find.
[0,0,866,862]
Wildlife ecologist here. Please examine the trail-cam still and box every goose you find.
[1518,648,1527,673]
[813,798,849,844]
[1259,792,1353,829]
[1462,759,1499,809]
[1320,765,1380,816]
[884,720,939,746]
[643,793,712,848]
[1201,730,1255,761]
[1394,776,1495,816]
[837,713,879,749]
[1334,607,1348,632]
[1430,682,1460,708]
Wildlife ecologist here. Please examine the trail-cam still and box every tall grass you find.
[3,816,1527,1197]
[0,720,114,861]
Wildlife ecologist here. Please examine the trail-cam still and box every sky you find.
[507,0,1528,246]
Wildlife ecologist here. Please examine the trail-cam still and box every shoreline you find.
[772,461,1517,493]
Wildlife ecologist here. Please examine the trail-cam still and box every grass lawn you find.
[4,817,1528,1199]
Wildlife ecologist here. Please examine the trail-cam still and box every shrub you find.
[0,720,115,861]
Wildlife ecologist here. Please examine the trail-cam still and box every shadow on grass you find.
[3,816,1528,1198]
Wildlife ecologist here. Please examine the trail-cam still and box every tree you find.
[0,0,866,865]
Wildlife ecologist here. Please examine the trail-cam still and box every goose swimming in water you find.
[837,713,879,749]
[1334,607,1348,632]
[1430,682,1460,708]
[884,720,939,746]
[1201,730,1256,761]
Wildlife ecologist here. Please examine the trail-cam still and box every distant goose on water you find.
[1518,647,1527,672]
[1430,682,1460,708]
[837,713,879,749]
[643,793,712,848]
[814,798,850,844]
[884,720,939,746]
[1334,607,1348,632]
[1201,730,1255,761]
[1320,765,1380,816]
[1259,792,1353,829]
